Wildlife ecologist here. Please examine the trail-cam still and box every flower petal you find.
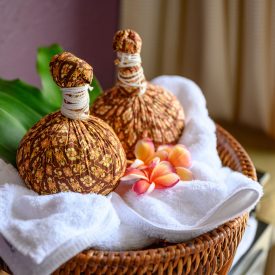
[146,182,155,194]
[120,168,148,182]
[176,167,193,181]
[154,173,180,188]
[168,144,191,168]
[134,139,155,164]
[133,179,151,195]
[157,144,173,153]
[154,150,169,161]
[150,161,175,182]
[130,159,145,168]
[148,157,160,169]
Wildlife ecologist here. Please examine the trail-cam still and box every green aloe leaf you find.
[0,108,27,165]
[90,76,103,104]
[0,79,52,116]
[0,79,50,165]
[36,44,63,110]
[0,92,41,128]
[0,44,103,165]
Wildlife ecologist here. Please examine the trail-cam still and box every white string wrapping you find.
[116,51,147,95]
[60,84,92,120]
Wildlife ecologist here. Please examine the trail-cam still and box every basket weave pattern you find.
[0,125,256,274]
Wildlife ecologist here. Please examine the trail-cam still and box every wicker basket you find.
[0,124,256,275]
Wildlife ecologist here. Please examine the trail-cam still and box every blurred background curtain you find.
[120,0,275,138]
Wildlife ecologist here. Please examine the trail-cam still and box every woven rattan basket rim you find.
[0,124,257,274]
[56,124,257,266]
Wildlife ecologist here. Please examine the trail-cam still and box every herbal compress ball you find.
[92,29,185,159]
[16,52,127,195]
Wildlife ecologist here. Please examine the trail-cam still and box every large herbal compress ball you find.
[17,52,127,195]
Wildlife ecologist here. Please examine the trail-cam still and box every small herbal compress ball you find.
[92,29,185,159]
[17,52,127,195]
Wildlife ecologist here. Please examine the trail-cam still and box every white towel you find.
[0,76,263,275]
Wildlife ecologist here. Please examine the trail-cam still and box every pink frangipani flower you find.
[132,139,193,182]
[121,158,180,195]
[120,139,194,195]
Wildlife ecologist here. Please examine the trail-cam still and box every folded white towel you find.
[0,76,263,275]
